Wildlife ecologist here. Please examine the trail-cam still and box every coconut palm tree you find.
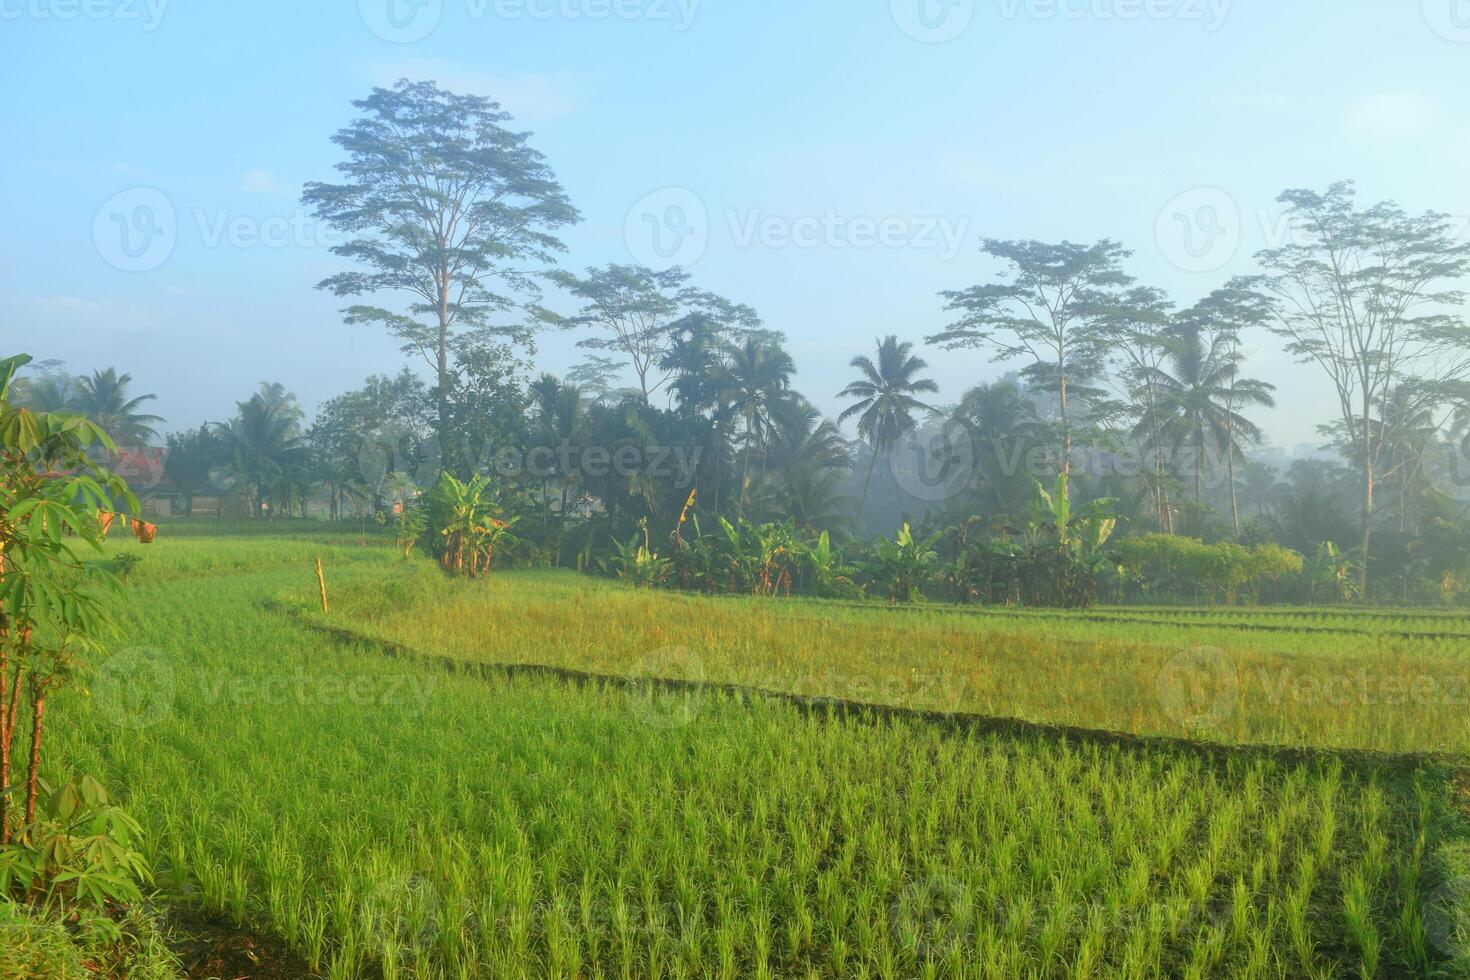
[530,374,589,552]
[745,398,855,530]
[255,381,303,432]
[72,368,164,445]
[14,374,76,413]
[1152,325,1275,531]
[213,394,307,518]
[954,378,1040,517]
[768,397,852,475]
[718,338,795,510]
[1239,458,1281,520]
[837,336,938,521]
[778,463,855,535]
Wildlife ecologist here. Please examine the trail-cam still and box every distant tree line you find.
[19,81,1470,604]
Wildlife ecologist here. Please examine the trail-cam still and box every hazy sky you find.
[5,0,1468,452]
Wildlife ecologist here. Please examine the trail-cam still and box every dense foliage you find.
[0,354,153,942]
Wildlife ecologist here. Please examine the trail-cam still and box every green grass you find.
[322,562,1470,757]
[37,526,1470,977]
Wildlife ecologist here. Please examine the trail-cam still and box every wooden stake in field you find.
[315,557,329,614]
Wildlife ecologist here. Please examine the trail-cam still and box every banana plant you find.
[806,530,860,598]
[1030,473,1117,556]
[862,523,942,603]
[1304,541,1363,604]
[603,519,670,588]
[429,472,516,578]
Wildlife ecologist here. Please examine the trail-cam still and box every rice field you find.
[37,527,1470,977]
[321,562,1470,757]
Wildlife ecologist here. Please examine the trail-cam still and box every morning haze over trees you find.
[7,21,1470,970]
[15,79,1470,607]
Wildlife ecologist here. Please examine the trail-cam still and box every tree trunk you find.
[739,417,754,512]
[856,450,879,524]
[558,484,569,567]
[24,688,44,826]
[1226,420,1240,536]
[1224,455,1239,537]
[1360,409,1373,598]
[436,277,456,478]
[1058,361,1071,478]
[1195,425,1204,504]
[1148,410,1171,533]
[0,648,9,844]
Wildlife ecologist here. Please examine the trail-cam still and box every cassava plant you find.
[0,353,140,861]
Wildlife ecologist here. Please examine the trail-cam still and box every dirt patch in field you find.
[168,911,314,980]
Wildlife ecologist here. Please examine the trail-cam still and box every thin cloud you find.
[1343,92,1436,138]
[242,169,286,194]
[32,295,153,329]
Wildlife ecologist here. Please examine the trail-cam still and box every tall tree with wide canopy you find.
[837,335,937,520]
[303,79,579,474]
[1090,286,1177,531]
[72,368,164,445]
[548,264,760,402]
[307,369,432,518]
[929,239,1131,477]
[1249,181,1470,593]
[163,425,220,517]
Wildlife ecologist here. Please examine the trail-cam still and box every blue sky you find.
[4,0,1468,450]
